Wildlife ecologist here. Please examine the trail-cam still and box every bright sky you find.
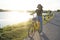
[0,0,60,11]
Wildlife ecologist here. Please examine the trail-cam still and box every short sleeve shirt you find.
[35,9,43,16]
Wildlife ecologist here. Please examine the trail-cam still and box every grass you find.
[42,13,54,24]
[2,13,54,40]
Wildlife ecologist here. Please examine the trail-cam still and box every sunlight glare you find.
[6,11,32,24]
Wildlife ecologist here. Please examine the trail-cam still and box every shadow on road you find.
[40,32,49,40]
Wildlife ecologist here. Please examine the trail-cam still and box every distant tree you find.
[0,9,4,12]
[47,10,51,13]
[57,9,60,12]
[0,9,9,12]
[43,10,48,13]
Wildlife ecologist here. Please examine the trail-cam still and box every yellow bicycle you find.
[28,15,40,40]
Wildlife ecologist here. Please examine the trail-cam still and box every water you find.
[0,11,33,28]
[0,11,47,28]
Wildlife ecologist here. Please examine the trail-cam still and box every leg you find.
[38,16,42,33]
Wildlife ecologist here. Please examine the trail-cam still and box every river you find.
[0,11,47,28]
[0,11,34,28]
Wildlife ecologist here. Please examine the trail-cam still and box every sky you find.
[0,0,60,27]
[0,0,60,11]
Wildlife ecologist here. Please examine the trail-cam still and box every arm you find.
[30,11,36,15]
[30,9,38,15]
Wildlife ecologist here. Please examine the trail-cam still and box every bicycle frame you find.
[28,14,40,40]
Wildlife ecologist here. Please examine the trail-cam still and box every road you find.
[42,12,60,40]
[24,12,60,40]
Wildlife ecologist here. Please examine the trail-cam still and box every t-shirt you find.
[35,9,43,16]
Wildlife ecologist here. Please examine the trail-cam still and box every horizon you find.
[0,0,60,11]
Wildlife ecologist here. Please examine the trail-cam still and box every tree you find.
[57,9,60,12]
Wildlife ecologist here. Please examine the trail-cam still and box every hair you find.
[37,4,43,9]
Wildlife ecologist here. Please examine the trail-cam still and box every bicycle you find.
[28,14,41,40]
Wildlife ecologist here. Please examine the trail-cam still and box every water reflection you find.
[0,11,33,27]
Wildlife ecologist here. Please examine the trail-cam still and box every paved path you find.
[24,31,41,40]
[24,12,60,40]
[42,12,60,40]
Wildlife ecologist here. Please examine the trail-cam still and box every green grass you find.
[1,13,54,40]
[42,14,54,24]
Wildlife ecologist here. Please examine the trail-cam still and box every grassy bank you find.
[0,13,54,40]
